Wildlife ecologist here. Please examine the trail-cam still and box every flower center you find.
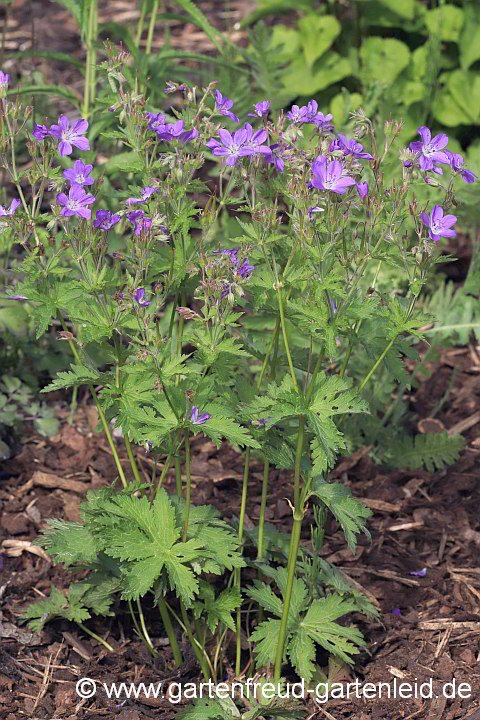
[76,173,85,183]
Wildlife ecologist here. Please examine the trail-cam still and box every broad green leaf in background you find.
[460,7,480,69]
[377,0,414,19]
[297,15,341,69]
[0,305,29,336]
[281,52,351,95]
[425,5,464,43]
[330,92,363,128]
[359,38,410,87]
[103,152,145,174]
[268,24,301,60]
[434,70,480,125]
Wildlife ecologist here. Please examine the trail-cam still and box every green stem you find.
[136,598,157,656]
[276,287,296,388]
[135,0,148,47]
[182,431,192,541]
[68,385,78,425]
[180,602,210,680]
[256,459,269,561]
[77,622,115,653]
[155,454,171,494]
[124,434,142,484]
[64,333,127,488]
[273,510,303,683]
[235,447,250,676]
[157,596,183,666]
[273,415,305,682]
[359,336,396,392]
[146,0,159,55]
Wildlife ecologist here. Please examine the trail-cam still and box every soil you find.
[2,1,480,719]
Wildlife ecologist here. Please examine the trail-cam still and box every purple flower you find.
[49,116,89,156]
[155,120,197,143]
[248,101,269,119]
[212,248,239,263]
[146,111,165,132]
[133,288,151,306]
[407,567,427,577]
[93,209,121,230]
[206,128,255,167]
[127,210,152,235]
[311,155,356,194]
[265,143,286,173]
[0,70,10,91]
[32,124,50,141]
[64,159,94,186]
[308,206,324,222]
[445,150,477,184]
[392,608,401,615]
[126,186,159,205]
[0,199,20,217]
[215,90,239,122]
[409,127,449,171]
[191,406,212,425]
[236,259,255,278]
[420,205,456,241]
[356,181,368,199]
[242,123,272,156]
[286,104,311,124]
[254,417,273,426]
[330,134,373,160]
[56,184,95,219]
[8,294,27,299]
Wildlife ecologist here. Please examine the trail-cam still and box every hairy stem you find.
[235,447,250,676]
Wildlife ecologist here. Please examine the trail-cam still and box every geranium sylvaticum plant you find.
[1,42,476,687]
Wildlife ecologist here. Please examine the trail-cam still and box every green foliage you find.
[248,569,366,683]
[386,431,465,472]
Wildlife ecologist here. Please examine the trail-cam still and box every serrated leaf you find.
[200,415,261,449]
[310,480,371,551]
[41,364,99,393]
[386,432,465,471]
[38,519,98,566]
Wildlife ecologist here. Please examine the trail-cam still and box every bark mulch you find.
[1,342,480,720]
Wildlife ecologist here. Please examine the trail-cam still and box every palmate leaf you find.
[96,490,205,603]
[199,415,261,449]
[309,373,369,418]
[40,363,100,393]
[194,582,241,632]
[299,595,366,666]
[310,479,371,551]
[249,618,283,666]
[21,584,91,632]
[37,519,98,566]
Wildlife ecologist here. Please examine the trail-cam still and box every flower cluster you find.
[146,114,197,143]
[212,248,256,298]
[408,126,476,184]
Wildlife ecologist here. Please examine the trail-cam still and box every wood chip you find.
[418,620,480,631]
[1,539,51,563]
[388,521,425,531]
[447,411,480,436]
[30,471,88,494]
[363,498,401,512]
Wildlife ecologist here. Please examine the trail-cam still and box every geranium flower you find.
[127,210,152,235]
[93,210,121,230]
[310,155,356,194]
[445,151,477,184]
[191,406,212,425]
[126,186,159,205]
[248,100,269,119]
[64,159,94,186]
[206,128,255,167]
[330,134,373,160]
[49,115,89,156]
[356,181,368,199]
[409,126,449,171]
[133,288,151,306]
[0,199,20,216]
[56,184,95,219]
[32,124,50,141]
[0,70,10,90]
[155,120,197,143]
[265,143,286,173]
[308,206,324,222]
[215,90,239,122]
[242,123,272,156]
[146,111,166,132]
[420,205,456,241]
